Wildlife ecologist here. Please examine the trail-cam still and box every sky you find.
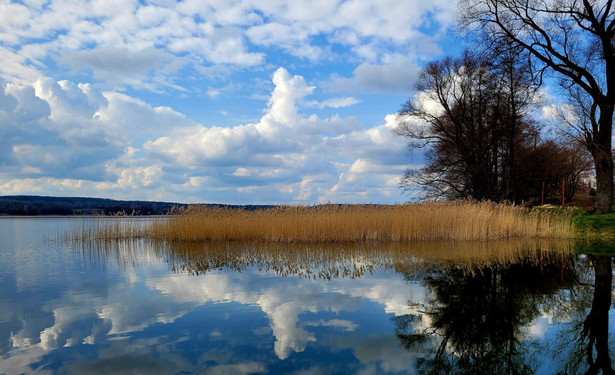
[0,0,461,204]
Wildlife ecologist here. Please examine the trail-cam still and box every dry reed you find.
[77,201,574,242]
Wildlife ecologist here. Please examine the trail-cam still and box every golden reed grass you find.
[77,201,574,242]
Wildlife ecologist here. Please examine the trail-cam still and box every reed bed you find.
[77,201,575,242]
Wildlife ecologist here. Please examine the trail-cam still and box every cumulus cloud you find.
[62,46,182,89]
[0,79,52,169]
[329,58,421,93]
[0,67,410,203]
[0,0,456,92]
[0,76,191,190]
[140,68,408,203]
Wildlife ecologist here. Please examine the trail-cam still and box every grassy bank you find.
[572,213,615,237]
[79,201,575,242]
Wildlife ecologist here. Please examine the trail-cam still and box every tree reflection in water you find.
[394,251,614,375]
[559,255,614,375]
[584,256,614,375]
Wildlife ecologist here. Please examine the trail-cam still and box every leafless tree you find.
[459,0,615,212]
[396,51,591,203]
[395,53,505,200]
[396,52,535,201]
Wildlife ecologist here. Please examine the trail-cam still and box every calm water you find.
[0,217,614,375]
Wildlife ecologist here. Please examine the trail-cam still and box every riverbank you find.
[572,213,615,238]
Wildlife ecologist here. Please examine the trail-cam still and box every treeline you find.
[0,196,187,216]
[0,196,277,216]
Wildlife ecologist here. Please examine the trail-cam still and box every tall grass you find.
[77,201,574,242]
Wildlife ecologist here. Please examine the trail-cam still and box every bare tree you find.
[490,43,540,201]
[396,53,499,200]
[396,52,539,202]
[459,0,615,213]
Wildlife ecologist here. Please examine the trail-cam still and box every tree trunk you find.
[594,152,613,214]
[592,105,614,214]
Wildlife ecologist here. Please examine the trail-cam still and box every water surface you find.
[0,217,613,374]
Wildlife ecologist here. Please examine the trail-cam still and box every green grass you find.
[572,213,615,237]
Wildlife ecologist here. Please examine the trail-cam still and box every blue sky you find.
[0,0,460,204]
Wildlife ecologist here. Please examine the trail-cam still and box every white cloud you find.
[62,47,182,89]
[4,81,50,123]
[0,76,193,187]
[246,22,325,61]
[206,88,222,99]
[329,58,421,93]
[140,68,408,203]
[306,97,360,109]
[0,46,43,83]
[0,67,410,203]
[0,0,456,92]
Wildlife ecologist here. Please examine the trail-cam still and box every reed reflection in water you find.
[78,239,576,279]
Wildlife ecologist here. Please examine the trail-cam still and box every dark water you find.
[1,217,614,375]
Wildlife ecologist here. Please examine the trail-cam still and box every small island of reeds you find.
[79,201,575,242]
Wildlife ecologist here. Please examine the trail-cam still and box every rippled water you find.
[0,217,613,374]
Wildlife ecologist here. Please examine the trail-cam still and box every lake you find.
[0,217,613,374]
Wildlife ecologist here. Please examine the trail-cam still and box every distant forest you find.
[0,195,188,216]
[0,196,277,216]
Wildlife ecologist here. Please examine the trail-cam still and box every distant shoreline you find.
[0,195,186,216]
[0,195,277,216]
